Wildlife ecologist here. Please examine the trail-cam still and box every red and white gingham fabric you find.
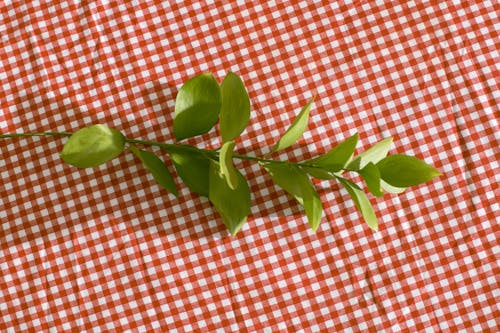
[0,1,498,332]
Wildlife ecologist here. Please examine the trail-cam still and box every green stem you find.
[125,138,177,150]
[126,138,328,169]
[229,152,311,167]
[0,132,72,138]
[0,131,331,170]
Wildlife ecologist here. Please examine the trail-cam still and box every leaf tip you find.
[228,218,247,236]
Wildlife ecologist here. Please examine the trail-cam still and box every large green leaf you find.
[347,137,393,170]
[272,96,315,152]
[209,160,251,236]
[336,177,378,231]
[377,154,441,187]
[219,141,239,190]
[357,162,383,197]
[308,133,358,172]
[169,149,210,197]
[220,72,251,143]
[262,163,323,232]
[60,124,125,168]
[129,146,178,197]
[173,73,221,141]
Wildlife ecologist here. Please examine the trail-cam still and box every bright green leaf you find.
[219,141,239,190]
[272,96,315,152]
[377,154,441,187]
[337,177,378,231]
[60,124,125,168]
[169,149,210,197]
[381,180,406,194]
[262,163,323,232]
[209,160,251,236]
[173,73,221,141]
[308,133,358,172]
[347,137,393,170]
[358,162,383,197]
[129,146,178,197]
[220,72,251,143]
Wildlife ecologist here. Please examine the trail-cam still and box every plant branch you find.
[0,131,332,170]
[0,132,72,139]
[0,71,441,235]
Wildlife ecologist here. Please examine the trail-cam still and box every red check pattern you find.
[1,1,498,332]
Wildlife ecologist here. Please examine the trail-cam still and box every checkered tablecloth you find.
[1,1,498,332]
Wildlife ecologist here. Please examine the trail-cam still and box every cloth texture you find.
[0,1,498,332]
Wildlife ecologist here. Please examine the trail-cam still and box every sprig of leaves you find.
[0,72,441,235]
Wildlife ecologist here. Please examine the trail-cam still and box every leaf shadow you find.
[118,140,326,241]
[233,140,368,233]
[136,81,178,143]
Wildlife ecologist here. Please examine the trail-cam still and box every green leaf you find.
[220,72,251,143]
[347,137,393,170]
[381,180,406,194]
[357,162,383,197]
[129,146,178,197]
[272,96,315,152]
[60,124,125,168]
[262,163,322,232]
[337,177,378,231]
[377,154,441,187]
[209,160,251,236]
[301,166,336,180]
[308,133,358,172]
[219,141,238,190]
[173,73,222,141]
[169,149,210,197]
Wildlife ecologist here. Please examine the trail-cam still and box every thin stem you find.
[227,152,293,166]
[204,151,330,169]
[0,131,337,170]
[0,132,72,139]
[125,138,176,150]
[124,137,291,165]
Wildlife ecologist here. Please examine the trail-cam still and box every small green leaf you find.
[60,124,125,168]
[209,160,251,236]
[169,149,210,197]
[173,73,222,141]
[272,96,315,152]
[220,72,251,143]
[337,177,378,231]
[380,180,406,194]
[301,166,336,180]
[219,141,239,190]
[377,154,441,187]
[308,133,358,172]
[129,146,178,197]
[347,137,393,170]
[357,162,383,197]
[262,163,323,232]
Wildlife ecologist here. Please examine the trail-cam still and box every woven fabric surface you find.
[0,1,498,332]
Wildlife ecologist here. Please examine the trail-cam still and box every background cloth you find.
[0,1,498,332]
